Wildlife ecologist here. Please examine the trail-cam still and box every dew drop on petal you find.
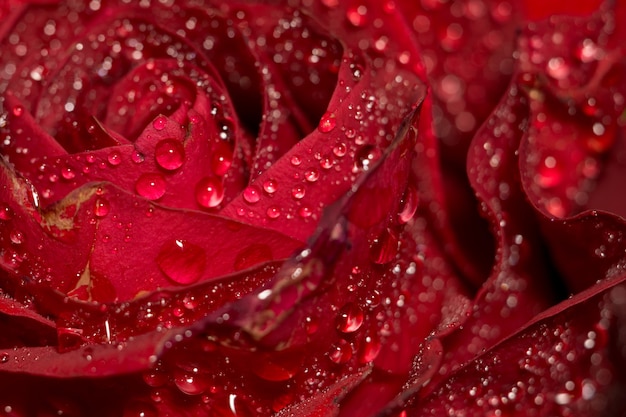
[156,239,207,285]
[290,156,302,166]
[9,229,23,245]
[291,185,306,200]
[243,186,261,204]
[328,339,353,364]
[398,185,419,224]
[135,173,166,200]
[12,106,23,117]
[370,229,399,265]
[152,116,167,131]
[298,206,312,218]
[61,166,75,180]
[173,368,206,395]
[94,198,110,218]
[155,139,185,171]
[336,303,364,333]
[211,141,233,176]
[195,177,224,208]
[107,151,122,166]
[318,112,337,133]
[305,169,319,182]
[266,206,281,219]
[263,179,277,194]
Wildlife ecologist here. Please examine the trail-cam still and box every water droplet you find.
[94,198,110,218]
[263,179,277,194]
[291,185,306,200]
[336,303,364,333]
[152,116,167,131]
[9,230,23,245]
[107,151,122,166]
[155,139,185,171]
[0,352,9,363]
[298,206,312,218]
[318,112,337,133]
[135,173,166,200]
[195,177,224,208]
[243,186,261,204]
[370,229,399,264]
[142,370,168,387]
[354,145,380,172]
[131,151,145,164]
[320,156,333,170]
[61,166,75,180]
[266,206,281,219]
[156,239,207,285]
[328,339,353,364]
[398,185,418,224]
[304,169,319,182]
[290,156,302,166]
[211,141,233,176]
[12,106,23,117]
[333,143,347,157]
[173,368,207,395]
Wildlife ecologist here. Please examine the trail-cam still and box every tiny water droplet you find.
[152,116,167,131]
[135,173,166,200]
[156,239,207,285]
[195,177,224,208]
[263,179,277,194]
[0,205,12,221]
[107,151,122,166]
[131,151,145,164]
[155,139,185,171]
[336,303,364,333]
[94,198,110,218]
[243,186,261,204]
[0,352,9,363]
[12,106,24,117]
[318,112,337,133]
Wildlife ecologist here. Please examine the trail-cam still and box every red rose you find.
[0,0,625,416]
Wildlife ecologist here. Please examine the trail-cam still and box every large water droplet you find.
[94,198,110,218]
[195,177,224,208]
[156,239,207,285]
[318,112,337,133]
[135,173,166,200]
[266,206,281,219]
[155,139,185,171]
[173,367,207,395]
[291,185,306,200]
[370,229,399,264]
[328,339,353,364]
[346,5,368,27]
[243,186,261,204]
[263,179,277,194]
[398,184,418,224]
[336,303,364,333]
